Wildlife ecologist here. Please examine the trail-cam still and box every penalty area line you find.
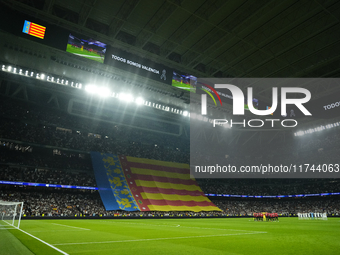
[2,220,68,255]
[51,223,90,230]
[53,231,267,246]
[18,228,69,255]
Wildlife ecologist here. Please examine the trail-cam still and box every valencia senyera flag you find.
[22,20,46,39]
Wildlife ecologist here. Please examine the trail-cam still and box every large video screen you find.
[0,5,69,51]
[66,33,107,63]
[172,71,197,93]
[104,46,173,85]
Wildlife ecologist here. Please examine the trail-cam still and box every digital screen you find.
[245,98,259,110]
[0,5,68,50]
[172,71,197,93]
[22,20,46,39]
[104,46,173,85]
[0,180,97,190]
[66,33,107,63]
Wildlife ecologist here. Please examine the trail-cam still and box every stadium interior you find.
[0,1,340,255]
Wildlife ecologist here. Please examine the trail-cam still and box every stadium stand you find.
[1,95,340,217]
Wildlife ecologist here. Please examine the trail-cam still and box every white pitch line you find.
[100,221,262,233]
[52,223,90,230]
[29,229,86,233]
[18,228,70,255]
[71,53,103,58]
[53,232,267,246]
[1,220,69,255]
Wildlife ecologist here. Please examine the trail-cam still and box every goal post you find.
[0,200,24,229]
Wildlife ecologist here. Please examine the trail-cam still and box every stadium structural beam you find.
[78,0,96,26]
[47,94,60,109]
[108,0,140,38]
[242,132,258,146]
[267,131,279,144]
[11,84,28,101]
[43,0,55,14]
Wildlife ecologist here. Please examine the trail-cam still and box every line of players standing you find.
[253,212,279,221]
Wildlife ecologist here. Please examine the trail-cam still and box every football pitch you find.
[172,80,196,93]
[66,44,104,63]
[1,218,340,255]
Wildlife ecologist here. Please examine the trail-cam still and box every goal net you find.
[0,200,23,229]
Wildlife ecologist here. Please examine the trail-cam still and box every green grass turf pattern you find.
[9,218,340,255]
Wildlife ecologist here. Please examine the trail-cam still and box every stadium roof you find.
[4,0,339,78]
[1,0,340,130]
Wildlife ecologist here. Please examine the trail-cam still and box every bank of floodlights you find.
[294,122,340,136]
[1,64,197,120]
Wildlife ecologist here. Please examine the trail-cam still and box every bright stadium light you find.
[119,93,134,102]
[183,111,189,117]
[296,131,305,136]
[135,97,144,105]
[97,87,111,97]
[85,85,111,97]
[85,85,97,94]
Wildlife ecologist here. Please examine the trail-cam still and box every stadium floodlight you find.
[119,93,134,102]
[135,97,144,105]
[7,66,12,72]
[183,111,189,117]
[85,85,97,94]
[97,87,111,97]
[40,73,45,80]
[296,131,305,136]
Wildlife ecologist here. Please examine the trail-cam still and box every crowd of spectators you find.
[1,95,340,217]
[0,142,92,172]
[0,165,96,187]
[198,179,340,196]
[213,197,340,216]
[0,96,190,163]
[0,187,102,217]
[1,186,339,218]
[0,187,221,217]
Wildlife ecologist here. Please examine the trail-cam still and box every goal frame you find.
[0,200,24,229]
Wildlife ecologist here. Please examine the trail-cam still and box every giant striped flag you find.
[22,20,46,39]
[91,152,221,212]
[120,155,221,212]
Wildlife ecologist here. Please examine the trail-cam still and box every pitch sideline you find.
[53,231,267,246]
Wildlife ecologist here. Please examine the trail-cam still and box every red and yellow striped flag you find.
[22,20,46,39]
[120,156,221,212]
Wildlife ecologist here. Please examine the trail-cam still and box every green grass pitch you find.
[2,218,340,255]
[66,44,104,63]
[172,80,196,93]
